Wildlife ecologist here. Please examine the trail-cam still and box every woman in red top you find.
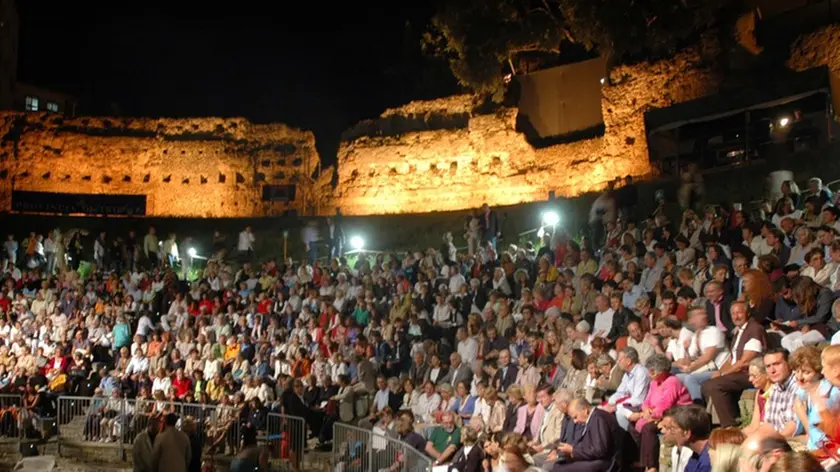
[198,293,214,314]
[256,293,272,315]
[172,368,193,399]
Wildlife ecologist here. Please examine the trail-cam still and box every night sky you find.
[15,1,459,162]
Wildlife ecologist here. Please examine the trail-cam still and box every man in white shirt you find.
[360,375,392,428]
[456,327,478,366]
[675,307,729,401]
[135,312,156,338]
[448,266,467,295]
[238,226,255,260]
[126,352,149,378]
[591,295,616,340]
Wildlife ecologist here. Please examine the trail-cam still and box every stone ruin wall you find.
[0,112,320,217]
[332,38,725,216]
[1,26,836,219]
[788,24,840,73]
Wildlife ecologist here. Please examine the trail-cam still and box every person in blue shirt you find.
[671,405,712,472]
[791,345,840,451]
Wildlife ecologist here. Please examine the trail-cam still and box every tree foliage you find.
[423,0,566,102]
[424,0,737,101]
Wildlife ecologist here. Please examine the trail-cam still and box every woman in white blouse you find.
[402,378,421,414]
[151,367,172,395]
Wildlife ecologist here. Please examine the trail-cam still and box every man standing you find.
[133,415,158,472]
[301,221,320,264]
[143,227,159,268]
[152,413,191,472]
[701,301,766,427]
[325,216,345,259]
[238,225,255,262]
[602,347,650,431]
[478,203,500,251]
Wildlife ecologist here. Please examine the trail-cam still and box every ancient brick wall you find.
[0,112,319,217]
[332,38,723,216]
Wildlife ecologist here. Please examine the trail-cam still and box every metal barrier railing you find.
[332,422,433,472]
[266,412,307,470]
[0,394,23,451]
[50,394,319,471]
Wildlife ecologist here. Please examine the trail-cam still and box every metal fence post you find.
[369,427,375,472]
[56,396,61,457]
[119,397,125,461]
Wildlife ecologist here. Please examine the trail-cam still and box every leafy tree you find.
[425,0,737,101]
[423,0,568,102]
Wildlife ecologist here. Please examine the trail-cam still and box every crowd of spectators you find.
[1,178,840,472]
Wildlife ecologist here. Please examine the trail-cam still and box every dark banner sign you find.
[12,191,147,216]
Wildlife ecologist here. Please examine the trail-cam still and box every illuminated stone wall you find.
[0,112,319,217]
[788,24,840,73]
[333,39,723,215]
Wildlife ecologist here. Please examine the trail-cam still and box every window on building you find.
[25,96,39,111]
[46,102,59,112]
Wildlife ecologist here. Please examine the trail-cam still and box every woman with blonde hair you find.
[472,387,505,434]
[743,357,773,436]
[791,345,840,451]
[513,384,544,440]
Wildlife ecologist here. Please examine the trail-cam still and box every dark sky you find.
[15,1,459,162]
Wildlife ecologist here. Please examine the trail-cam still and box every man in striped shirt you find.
[761,348,799,438]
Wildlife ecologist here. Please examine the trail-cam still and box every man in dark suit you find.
[701,301,767,427]
[492,349,518,393]
[325,216,345,258]
[703,281,734,333]
[550,399,627,472]
[408,352,429,388]
[478,203,501,250]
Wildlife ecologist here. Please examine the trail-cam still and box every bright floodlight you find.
[600,77,606,85]
[778,117,790,127]
[350,236,365,250]
[542,211,560,227]
[537,227,546,239]
[187,247,197,258]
